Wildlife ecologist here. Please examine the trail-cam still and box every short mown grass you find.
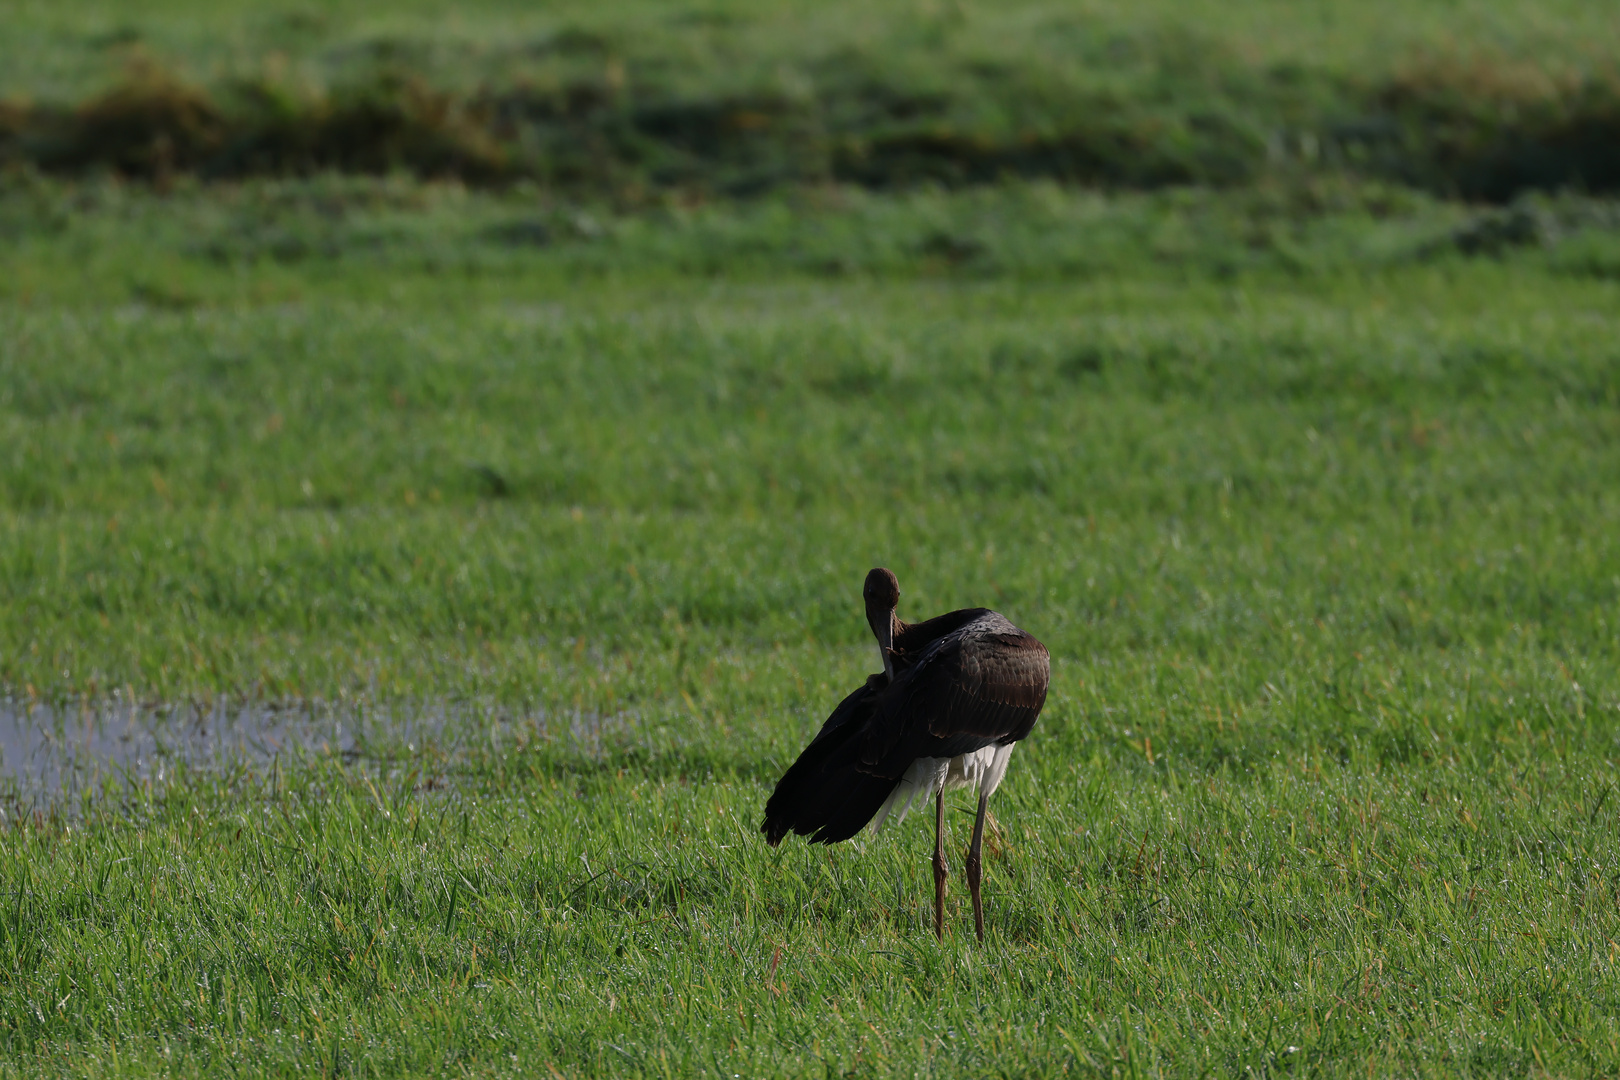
[5,1,1620,1070]
[4,180,1620,1074]
[6,716,1620,1076]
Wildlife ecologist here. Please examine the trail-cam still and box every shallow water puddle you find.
[0,697,646,812]
[0,699,372,810]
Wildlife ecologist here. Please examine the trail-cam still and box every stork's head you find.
[863,567,900,612]
[863,568,901,672]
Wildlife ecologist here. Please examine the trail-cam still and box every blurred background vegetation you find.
[4,0,1620,201]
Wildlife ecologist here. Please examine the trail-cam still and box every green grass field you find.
[6,1,1620,1076]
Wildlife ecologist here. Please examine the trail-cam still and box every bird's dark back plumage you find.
[762,602,1049,847]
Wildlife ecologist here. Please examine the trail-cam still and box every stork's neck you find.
[867,606,901,680]
[880,612,904,679]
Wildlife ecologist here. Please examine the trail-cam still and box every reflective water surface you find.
[0,695,651,815]
[0,699,339,811]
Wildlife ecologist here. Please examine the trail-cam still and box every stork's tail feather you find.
[868,769,930,833]
[761,724,898,846]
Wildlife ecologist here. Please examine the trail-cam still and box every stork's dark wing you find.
[807,673,888,746]
[860,617,1049,778]
[760,675,897,846]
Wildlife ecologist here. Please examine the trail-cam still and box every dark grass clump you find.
[8,65,508,185]
[6,46,1620,201]
[1355,55,1620,201]
[22,68,226,179]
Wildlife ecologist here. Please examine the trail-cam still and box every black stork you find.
[761,567,1050,940]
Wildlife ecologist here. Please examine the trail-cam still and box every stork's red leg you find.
[966,789,989,942]
[932,786,949,939]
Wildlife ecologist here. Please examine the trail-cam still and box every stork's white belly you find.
[868,743,1016,833]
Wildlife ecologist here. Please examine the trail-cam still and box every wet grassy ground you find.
[4,177,1620,1075]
